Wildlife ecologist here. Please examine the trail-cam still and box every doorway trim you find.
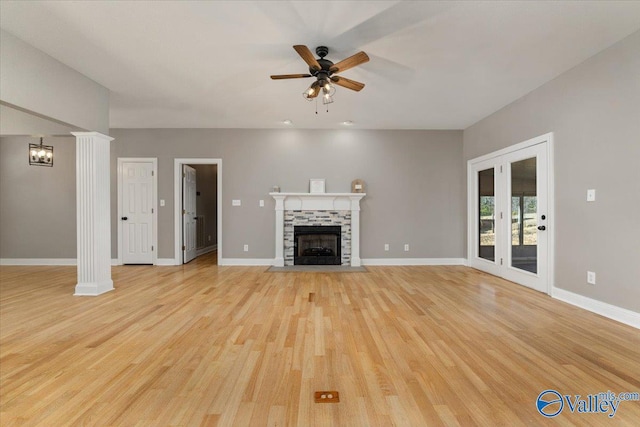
[466,132,555,294]
[174,158,222,266]
[117,157,158,265]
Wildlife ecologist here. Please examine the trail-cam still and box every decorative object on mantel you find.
[29,137,53,167]
[309,179,326,194]
[351,179,365,193]
[272,186,280,193]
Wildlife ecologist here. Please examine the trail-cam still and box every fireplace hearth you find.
[294,226,341,265]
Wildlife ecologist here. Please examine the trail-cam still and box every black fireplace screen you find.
[294,226,341,265]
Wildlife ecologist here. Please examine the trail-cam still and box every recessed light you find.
[283,119,293,125]
[342,120,354,126]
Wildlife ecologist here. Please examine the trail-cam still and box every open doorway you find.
[174,159,222,266]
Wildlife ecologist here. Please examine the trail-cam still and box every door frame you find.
[173,158,222,266]
[117,157,158,266]
[466,132,555,294]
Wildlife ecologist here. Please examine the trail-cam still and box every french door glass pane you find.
[510,158,537,274]
[478,168,495,261]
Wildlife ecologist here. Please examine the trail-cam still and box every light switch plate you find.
[232,199,241,206]
[587,189,596,202]
[160,199,165,207]
[259,200,264,207]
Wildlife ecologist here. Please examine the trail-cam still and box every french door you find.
[468,136,552,293]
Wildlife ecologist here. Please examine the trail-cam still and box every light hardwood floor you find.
[1,254,639,426]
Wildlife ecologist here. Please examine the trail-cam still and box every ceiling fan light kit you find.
[271,45,369,113]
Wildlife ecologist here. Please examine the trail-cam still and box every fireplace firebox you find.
[294,226,341,265]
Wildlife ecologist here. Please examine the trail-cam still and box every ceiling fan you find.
[270,45,369,102]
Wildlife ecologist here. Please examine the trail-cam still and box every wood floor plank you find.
[1,255,639,426]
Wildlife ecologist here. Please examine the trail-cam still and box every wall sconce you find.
[29,137,53,167]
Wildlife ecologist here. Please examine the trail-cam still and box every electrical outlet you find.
[384,244,389,251]
[259,199,265,207]
[232,199,241,206]
[243,244,249,252]
[587,271,596,285]
[404,244,409,252]
[587,189,596,202]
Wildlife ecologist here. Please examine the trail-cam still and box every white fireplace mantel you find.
[270,193,365,267]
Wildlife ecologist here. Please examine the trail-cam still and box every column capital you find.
[72,131,114,142]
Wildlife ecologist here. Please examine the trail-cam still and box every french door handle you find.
[537,225,546,231]
[121,217,128,221]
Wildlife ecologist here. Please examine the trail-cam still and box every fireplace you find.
[270,192,365,267]
[294,226,341,265]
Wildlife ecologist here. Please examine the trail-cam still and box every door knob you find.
[121,216,128,220]
[537,225,546,231]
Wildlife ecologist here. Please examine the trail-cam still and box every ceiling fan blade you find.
[293,45,321,71]
[270,74,312,80]
[331,76,365,92]
[329,51,369,73]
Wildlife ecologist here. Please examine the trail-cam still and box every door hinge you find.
[182,245,186,251]
[500,212,503,219]
[500,165,503,173]
[151,208,154,214]
[183,209,186,214]
[500,258,503,265]
[151,170,154,177]
[183,172,186,178]
[151,245,154,251]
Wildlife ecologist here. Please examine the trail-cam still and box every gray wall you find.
[0,30,110,135]
[0,136,77,258]
[463,31,640,312]
[110,129,464,260]
[192,164,218,246]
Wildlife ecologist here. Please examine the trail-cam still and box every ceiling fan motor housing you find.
[315,46,329,58]
[309,46,335,78]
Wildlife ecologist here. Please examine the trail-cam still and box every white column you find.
[73,132,114,296]
[350,196,362,267]
[273,195,285,266]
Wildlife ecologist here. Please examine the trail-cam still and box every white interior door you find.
[122,161,154,264]
[183,165,197,263]
[468,139,550,293]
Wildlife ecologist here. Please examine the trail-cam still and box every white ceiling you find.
[2,1,640,130]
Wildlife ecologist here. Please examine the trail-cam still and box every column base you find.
[74,279,114,296]
[351,257,361,267]
[273,257,285,267]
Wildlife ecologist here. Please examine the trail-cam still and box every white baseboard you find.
[362,258,467,266]
[220,258,274,266]
[552,287,640,329]
[0,258,77,266]
[1,258,177,267]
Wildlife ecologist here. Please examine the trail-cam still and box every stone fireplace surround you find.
[270,193,365,267]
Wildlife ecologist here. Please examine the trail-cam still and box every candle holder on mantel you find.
[351,179,365,193]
